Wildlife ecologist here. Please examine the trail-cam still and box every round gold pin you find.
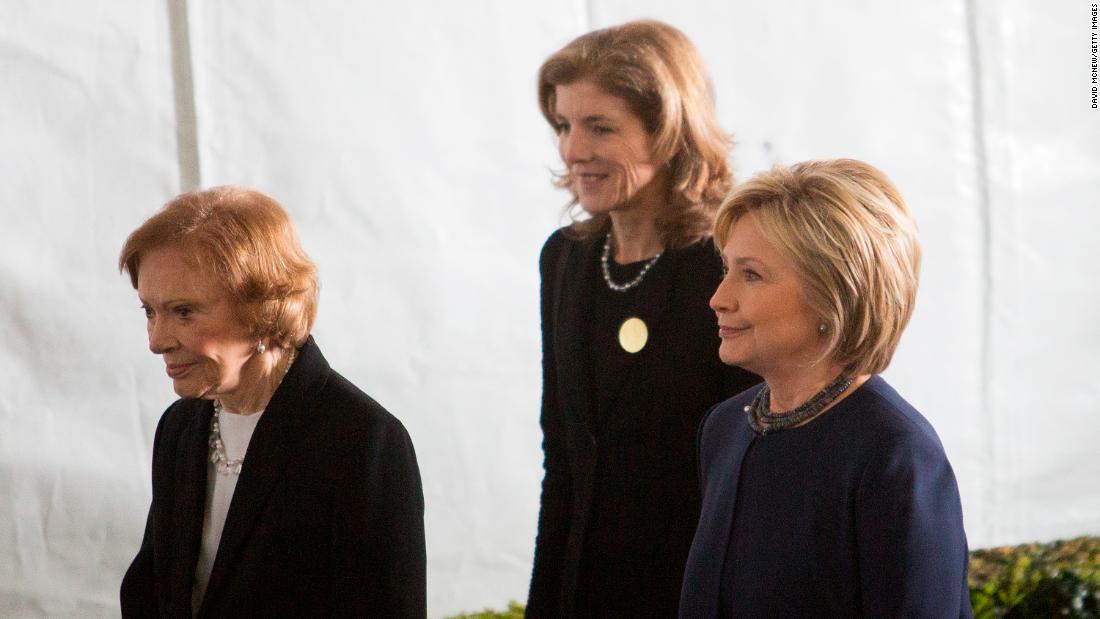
[618,316,649,354]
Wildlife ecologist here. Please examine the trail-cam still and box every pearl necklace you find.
[744,374,854,435]
[209,348,297,475]
[600,233,663,292]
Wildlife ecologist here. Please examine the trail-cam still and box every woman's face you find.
[710,212,825,379]
[552,80,662,214]
[136,245,258,401]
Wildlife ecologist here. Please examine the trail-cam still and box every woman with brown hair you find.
[528,20,758,617]
[118,186,425,617]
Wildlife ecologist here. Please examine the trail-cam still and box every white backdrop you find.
[2,1,1098,616]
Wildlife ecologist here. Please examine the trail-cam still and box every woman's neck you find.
[607,177,669,263]
[608,211,663,263]
[764,362,868,413]
[218,347,294,415]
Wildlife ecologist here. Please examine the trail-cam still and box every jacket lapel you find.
[168,401,213,617]
[198,337,329,611]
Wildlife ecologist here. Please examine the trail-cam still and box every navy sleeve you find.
[856,431,973,617]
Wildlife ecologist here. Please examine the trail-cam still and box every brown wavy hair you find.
[537,19,732,249]
[119,186,318,349]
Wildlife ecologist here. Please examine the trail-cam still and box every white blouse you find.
[191,407,263,616]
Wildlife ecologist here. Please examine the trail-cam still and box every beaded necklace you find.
[600,233,662,292]
[745,374,854,435]
[209,348,297,475]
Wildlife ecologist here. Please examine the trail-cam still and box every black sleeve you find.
[527,231,571,617]
[332,407,426,618]
[120,506,157,618]
[120,409,172,618]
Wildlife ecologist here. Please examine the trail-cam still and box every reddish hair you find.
[119,186,318,348]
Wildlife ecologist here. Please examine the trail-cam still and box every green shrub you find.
[447,537,1100,618]
[445,600,525,619]
[969,536,1100,618]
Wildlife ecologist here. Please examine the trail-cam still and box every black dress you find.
[527,229,759,618]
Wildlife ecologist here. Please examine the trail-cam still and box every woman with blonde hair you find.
[118,186,425,617]
[680,159,971,616]
[529,20,758,617]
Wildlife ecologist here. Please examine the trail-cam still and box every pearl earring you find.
[818,323,827,334]
[256,341,266,354]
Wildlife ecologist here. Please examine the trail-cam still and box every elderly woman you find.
[118,187,425,617]
[679,159,971,616]
[529,20,759,617]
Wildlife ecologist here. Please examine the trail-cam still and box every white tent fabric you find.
[1,1,1097,616]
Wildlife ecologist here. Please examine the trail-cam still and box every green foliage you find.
[446,538,1100,618]
[445,600,526,619]
[970,536,1100,618]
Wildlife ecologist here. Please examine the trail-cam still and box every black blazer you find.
[120,336,425,618]
[527,230,758,618]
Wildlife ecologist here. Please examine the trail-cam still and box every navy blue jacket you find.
[680,376,972,618]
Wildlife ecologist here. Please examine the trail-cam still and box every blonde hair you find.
[537,19,732,249]
[714,159,921,375]
[119,186,318,348]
